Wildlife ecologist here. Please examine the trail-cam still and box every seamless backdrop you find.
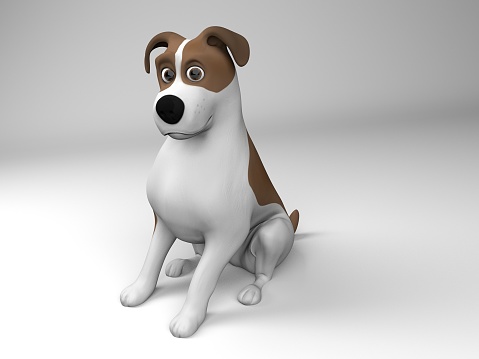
[1,1,478,358]
[1,0,478,158]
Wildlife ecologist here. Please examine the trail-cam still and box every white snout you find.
[153,81,216,139]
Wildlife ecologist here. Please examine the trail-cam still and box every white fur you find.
[148,75,256,239]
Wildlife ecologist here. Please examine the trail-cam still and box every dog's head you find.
[144,26,250,140]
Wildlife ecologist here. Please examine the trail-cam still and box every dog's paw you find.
[237,284,262,306]
[165,256,199,278]
[120,281,155,307]
[169,309,206,338]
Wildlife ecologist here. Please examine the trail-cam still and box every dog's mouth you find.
[165,115,213,140]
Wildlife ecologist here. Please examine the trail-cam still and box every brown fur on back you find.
[247,133,285,209]
[247,133,299,232]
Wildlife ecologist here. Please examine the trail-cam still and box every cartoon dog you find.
[120,26,299,338]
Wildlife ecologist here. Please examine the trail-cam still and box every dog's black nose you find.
[156,95,185,124]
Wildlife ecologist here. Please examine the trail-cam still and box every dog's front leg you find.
[120,215,175,307]
[169,229,247,338]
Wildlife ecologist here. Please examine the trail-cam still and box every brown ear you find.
[144,31,185,73]
[200,26,250,67]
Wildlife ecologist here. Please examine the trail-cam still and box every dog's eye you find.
[161,68,175,83]
[186,66,204,82]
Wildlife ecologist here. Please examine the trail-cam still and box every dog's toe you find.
[120,282,155,307]
[165,256,200,278]
[165,258,185,277]
[237,284,262,306]
[169,310,205,338]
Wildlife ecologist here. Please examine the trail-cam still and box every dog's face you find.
[144,27,250,140]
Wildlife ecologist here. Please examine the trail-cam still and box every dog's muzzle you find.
[156,95,185,124]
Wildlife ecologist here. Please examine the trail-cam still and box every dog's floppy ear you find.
[200,26,250,67]
[144,31,185,73]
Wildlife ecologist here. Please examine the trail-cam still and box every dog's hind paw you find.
[237,284,262,306]
[165,256,200,278]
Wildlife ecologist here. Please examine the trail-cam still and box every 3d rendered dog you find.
[120,26,299,338]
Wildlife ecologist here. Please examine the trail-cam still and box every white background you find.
[1,1,478,357]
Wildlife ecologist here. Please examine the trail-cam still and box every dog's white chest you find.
[147,132,253,241]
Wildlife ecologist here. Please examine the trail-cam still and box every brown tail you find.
[289,209,300,233]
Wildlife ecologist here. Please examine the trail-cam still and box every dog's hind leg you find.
[237,217,294,305]
[165,244,204,278]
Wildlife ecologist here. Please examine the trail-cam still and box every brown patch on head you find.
[181,26,250,93]
[144,31,185,91]
[154,50,179,91]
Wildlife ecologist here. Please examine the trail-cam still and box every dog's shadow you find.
[145,231,323,331]
[148,231,318,299]
[148,274,193,302]
[293,232,316,241]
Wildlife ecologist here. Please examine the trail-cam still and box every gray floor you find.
[1,116,478,358]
